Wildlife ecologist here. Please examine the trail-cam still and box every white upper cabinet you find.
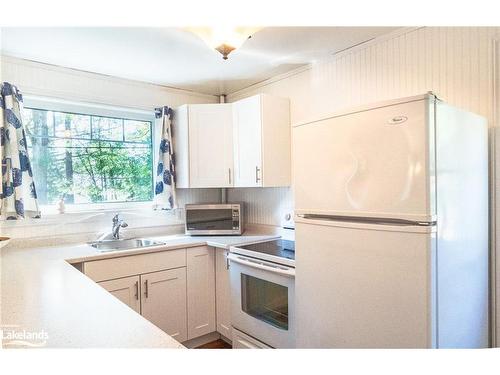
[174,94,290,189]
[175,104,234,188]
[233,94,291,187]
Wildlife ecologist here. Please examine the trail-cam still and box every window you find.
[22,107,153,206]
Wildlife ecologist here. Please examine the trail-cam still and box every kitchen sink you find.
[89,238,166,252]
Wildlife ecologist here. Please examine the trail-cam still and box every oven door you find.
[228,253,295,348]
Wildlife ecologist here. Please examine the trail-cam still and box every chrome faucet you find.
[112,214,128,240]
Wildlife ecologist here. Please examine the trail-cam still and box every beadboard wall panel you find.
[228,27,498,126]
[226,27,500,227]
[1,55,218,110]
[227,188,293,227]
[176,188,221,208]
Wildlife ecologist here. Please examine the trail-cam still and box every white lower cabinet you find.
[89,246,231,345]
[232,328,271,349]
[187,246,216,340]
[141,268,188,342]
[98,275,141,314]
[215,248,232,339]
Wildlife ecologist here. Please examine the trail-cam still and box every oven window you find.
[186,209,233,230]
[241,274,288,330]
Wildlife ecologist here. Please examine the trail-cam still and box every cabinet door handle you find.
[228,168,232,185]
[255,166,261,184]
[144,279,149,299]
[134,280,139,300]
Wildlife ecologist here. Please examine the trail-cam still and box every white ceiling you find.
[1,27,399,96]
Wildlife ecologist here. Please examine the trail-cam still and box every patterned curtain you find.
[153,106,176,210]
[0,82,40,220]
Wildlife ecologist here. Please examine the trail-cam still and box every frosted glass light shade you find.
[186,27,261,59]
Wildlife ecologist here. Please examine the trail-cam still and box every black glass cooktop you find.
[238,239,295,261]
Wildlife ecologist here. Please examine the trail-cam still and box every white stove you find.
[228,239,295,348]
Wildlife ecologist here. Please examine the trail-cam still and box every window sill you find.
[38,201,157,216]
[0,205,184,230]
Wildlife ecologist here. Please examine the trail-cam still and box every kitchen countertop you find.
[0,227,283,348]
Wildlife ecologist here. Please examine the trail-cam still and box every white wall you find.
[1,55,218,110]
[227,187,293,227]
[0,55,221,241]
[227,26,500,226]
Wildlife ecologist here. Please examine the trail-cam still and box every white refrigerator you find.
[294,93,489,348]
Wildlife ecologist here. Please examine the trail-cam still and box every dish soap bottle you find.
[57,195,66,214]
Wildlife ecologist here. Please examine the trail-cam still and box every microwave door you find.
[186,208,233,230]
[185,205,243,235]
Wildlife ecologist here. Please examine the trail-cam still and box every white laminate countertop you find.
[0,227,283,348]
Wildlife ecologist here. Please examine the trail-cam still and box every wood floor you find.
[195,339,232,349]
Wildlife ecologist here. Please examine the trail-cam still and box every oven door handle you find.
[227,253,295,278]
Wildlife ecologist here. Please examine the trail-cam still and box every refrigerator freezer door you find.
[293,97,435,222]
[295,218,437,348]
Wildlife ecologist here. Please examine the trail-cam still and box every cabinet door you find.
[233,95,262,187]
[187,246,216,340]
[188,104,234,188]
[215,248,232,339]
[141,268,188,342]
[232,328,271,349]
[98,275,141,314]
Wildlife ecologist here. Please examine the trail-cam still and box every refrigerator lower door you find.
[295,217,437,348]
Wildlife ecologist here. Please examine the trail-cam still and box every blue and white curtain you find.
[0,82,40,220]
[153,106,176,210]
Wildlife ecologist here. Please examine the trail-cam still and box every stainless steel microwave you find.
[185,203,245,236]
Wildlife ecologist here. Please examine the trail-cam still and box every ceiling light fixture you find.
[186,27,261,60]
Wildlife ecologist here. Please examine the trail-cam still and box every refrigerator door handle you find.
[296,213,436,227]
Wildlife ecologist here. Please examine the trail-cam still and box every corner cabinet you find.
[173,94,290,188]
[86,248,191,344]
[175,104,234,188]
[233,94,291,187]
[88,247,235,345]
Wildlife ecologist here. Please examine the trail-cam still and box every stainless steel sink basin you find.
[89,238,166,252]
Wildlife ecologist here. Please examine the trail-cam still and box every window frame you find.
[22,96,157,214]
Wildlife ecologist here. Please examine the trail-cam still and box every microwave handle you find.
[227,253,295,278]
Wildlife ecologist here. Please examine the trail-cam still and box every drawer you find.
[84,249,186,282]
[232,328,272,349]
